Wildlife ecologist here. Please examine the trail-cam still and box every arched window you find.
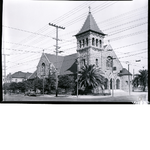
[92,38,95,46]
[116,79,120,89]
[110,78,112,89]
[106,56,112,68]
[41,63,45,76]
[86,38,88,46]
[96,39,98,47]
[99,40,102,48]
[79,40,82,48]
[96,59,98,66]
[82,39,85,47]
[82,59,86,66]
[104,78,108,89]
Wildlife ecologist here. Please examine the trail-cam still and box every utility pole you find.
[42,50,45,95]
[43,76,44,95]
[3,54,6,94]
[76,58,79,98]
[111,57,116,97]
[2,54,9,94]
[49,23,65,97]
[128,63,130,95]
[133,69,134,92]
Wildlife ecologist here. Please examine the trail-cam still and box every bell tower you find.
[75,7,106,70]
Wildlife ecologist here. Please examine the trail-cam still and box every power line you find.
[3,4,148,68]
[97,5,147,25]
[113,40,147,51]
[109,30,147,41]
[5,27,147,63]
[3,15,147,52]
[34,19,147,52]
[9,2,94,48]
[3,25,53,38]
[31,2,116,45]
[3,3,146,53]
[118,51,147,59]
[4,28,147,66]
[108,22,147,36]
[8,46,147,70]
[2,41,46,50]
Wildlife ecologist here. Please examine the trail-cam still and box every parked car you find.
[24,90,36,96]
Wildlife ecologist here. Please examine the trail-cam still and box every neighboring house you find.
[29,10,132,93]
[6,71,32,83]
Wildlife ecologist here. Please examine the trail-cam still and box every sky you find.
[2,0,148,76]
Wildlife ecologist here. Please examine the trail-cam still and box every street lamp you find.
[76,57,80,98]
[126,61,131,95]
[111,57,116,97]
[133,60,141,92]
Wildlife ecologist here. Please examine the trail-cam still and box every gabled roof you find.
[11,71,32,79]
[75,12,105,36]
[45,53,64,73]
[25,72,33,79]
[60,53,77,75]
[45,53,77,75]
[28,70,37,80]
[118,68,132,76]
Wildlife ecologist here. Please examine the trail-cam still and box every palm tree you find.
[78,64,105,94]
[132,69,148,92]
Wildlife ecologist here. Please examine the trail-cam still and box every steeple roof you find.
[75,12,105,36]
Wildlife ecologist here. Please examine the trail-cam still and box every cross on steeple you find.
[88,6,91,13]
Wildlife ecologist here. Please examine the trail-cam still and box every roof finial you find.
[88,6,91,13]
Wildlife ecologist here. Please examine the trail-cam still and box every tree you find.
[17,82,26,93]
[58,75,75,93]
[132,69,148,92]
[2,83,11,94]
[33,77,43,93]
[24,80,34,91]
[9,82,18,93]
[45,72,56,94]
[78,64,105,94]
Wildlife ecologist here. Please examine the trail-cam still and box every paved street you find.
[2,90,148,104]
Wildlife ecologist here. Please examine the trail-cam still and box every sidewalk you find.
[40,90,148,99]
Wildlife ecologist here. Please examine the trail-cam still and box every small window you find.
[106,56,112,68]
[96,59,98,66]
[113,67,116,71]
[82,59,86,66]
[82,39,85,47]
[41,63,45,76]
[92,38,95,46]
[86,38,88,46]
[99,40,102,48]
[96,39,98,47]
[79,40,82,48]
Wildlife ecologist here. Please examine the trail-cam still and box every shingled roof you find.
[11,71,32,79]
[45,53,77,75]
[28,70,37,79]
[75,12,105,36]
[45,53,64,73]
[60,53,77,75]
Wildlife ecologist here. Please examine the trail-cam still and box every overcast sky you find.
[2,0,148,76]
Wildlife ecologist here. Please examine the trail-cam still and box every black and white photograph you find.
[1,0,148,103]
[0,1,150,150]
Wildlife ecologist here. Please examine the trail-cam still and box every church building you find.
[29,9,132,93]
